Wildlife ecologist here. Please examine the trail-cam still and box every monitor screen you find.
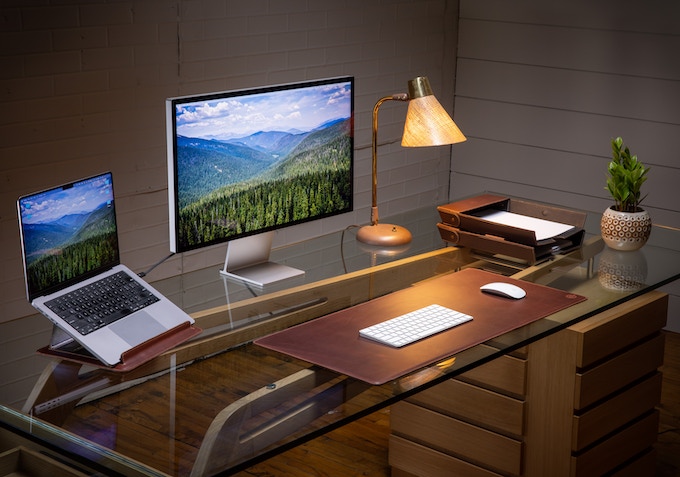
[166,76,354,255]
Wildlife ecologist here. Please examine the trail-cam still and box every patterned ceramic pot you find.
[600,206,651,251]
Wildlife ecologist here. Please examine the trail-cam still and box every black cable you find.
[340,225,359,273]
[137,252,175,277]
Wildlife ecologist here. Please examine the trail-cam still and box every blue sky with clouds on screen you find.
[20,176,113,225]
[175,81,351,140]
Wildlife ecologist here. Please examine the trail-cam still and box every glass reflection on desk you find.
[1,205,679,477]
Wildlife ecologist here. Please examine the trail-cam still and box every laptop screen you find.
[18,172,120,301]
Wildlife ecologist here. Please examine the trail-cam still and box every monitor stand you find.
[220,231,305,287]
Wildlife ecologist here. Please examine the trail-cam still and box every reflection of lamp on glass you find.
[357,76,466,246]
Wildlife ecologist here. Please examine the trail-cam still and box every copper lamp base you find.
[356,223,413,247]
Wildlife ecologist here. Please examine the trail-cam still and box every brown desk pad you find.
[254,268,586,385]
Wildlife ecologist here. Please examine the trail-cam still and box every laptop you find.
[18,172,195,367]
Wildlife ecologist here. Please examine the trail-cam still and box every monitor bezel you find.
[166,76,354,254]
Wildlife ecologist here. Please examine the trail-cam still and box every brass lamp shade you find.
[356,76,465,247]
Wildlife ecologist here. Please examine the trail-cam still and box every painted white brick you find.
[207,18,246,39]
[0,7,21,32]
[225,34,268,56]
[79,3,134,27]
[0,56,23,81]
[0,76,53,102]
[109,23,160,47]
[22,6,79,30]
[82,46,135,70]
[289,11,327,31]
[268,31,308,52]
[288,46,326,68]
[54,70,108,95]
[133,1,180,24]
[52,27,108,51]
[183,37,228,61]
[247,14,291,35]
[0,0,459,336]
[134,43,178,66]
[24,51,81,76]
[0,31,52,56]
[226,0,270,17]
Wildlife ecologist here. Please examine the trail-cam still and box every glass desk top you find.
[1,205,679,477]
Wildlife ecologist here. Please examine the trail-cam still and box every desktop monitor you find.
[166,76,354,286]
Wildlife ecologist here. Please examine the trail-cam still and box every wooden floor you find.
[237,331,680,477]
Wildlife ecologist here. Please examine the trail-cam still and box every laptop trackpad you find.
[110,311,167,347]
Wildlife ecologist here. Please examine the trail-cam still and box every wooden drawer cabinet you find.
[391,348,527,476]
[392,401,522,475]
[572,373,662,450]
[390,434,505,477]
[390,291,668,477]
[405,378,525,437]
[455,347,527,399]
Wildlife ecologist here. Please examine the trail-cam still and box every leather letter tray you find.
[255,268,586,385]
[437,194,587,265]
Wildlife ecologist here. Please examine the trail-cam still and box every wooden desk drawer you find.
[389,435,504,477]
[571,372,662,451]
[568,291,668,368]
[456,352,527,398]
[392,401,522,475]
[608,448,656,477]
[570,410,659,476]
[574,332,665,409]
[406,379,525,437]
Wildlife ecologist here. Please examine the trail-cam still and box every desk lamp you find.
[356,76,466,247]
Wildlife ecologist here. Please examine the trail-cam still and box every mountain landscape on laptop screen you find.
[172,79,353,251]
[19,174,118,296]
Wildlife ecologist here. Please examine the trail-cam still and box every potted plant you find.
[600,136,652,251]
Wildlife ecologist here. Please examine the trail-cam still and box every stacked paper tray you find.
[437,194,586,265]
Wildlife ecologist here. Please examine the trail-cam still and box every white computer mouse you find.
[480,282,527,300]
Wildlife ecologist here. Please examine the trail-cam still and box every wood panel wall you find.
[452,0,680,330]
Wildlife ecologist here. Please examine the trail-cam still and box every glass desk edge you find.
[3,220,680,476]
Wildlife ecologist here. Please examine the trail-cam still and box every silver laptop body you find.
[18,172,194,366]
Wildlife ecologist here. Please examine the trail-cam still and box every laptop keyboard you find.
[45,271,160,336]
[359,304,473,348]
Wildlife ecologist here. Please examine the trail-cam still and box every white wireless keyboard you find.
[359,304,473,348]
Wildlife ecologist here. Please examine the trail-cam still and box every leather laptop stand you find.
[38,321,202,372]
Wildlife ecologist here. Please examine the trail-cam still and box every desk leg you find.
[22,361,113,426]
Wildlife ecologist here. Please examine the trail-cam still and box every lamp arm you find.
[370,93,409,225]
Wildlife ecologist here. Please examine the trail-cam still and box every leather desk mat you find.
[255,268,586,385]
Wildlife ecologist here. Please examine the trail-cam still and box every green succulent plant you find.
[605,136,650,212]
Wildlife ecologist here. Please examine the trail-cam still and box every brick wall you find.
[0,0,459,406]
[0,0,459,325]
